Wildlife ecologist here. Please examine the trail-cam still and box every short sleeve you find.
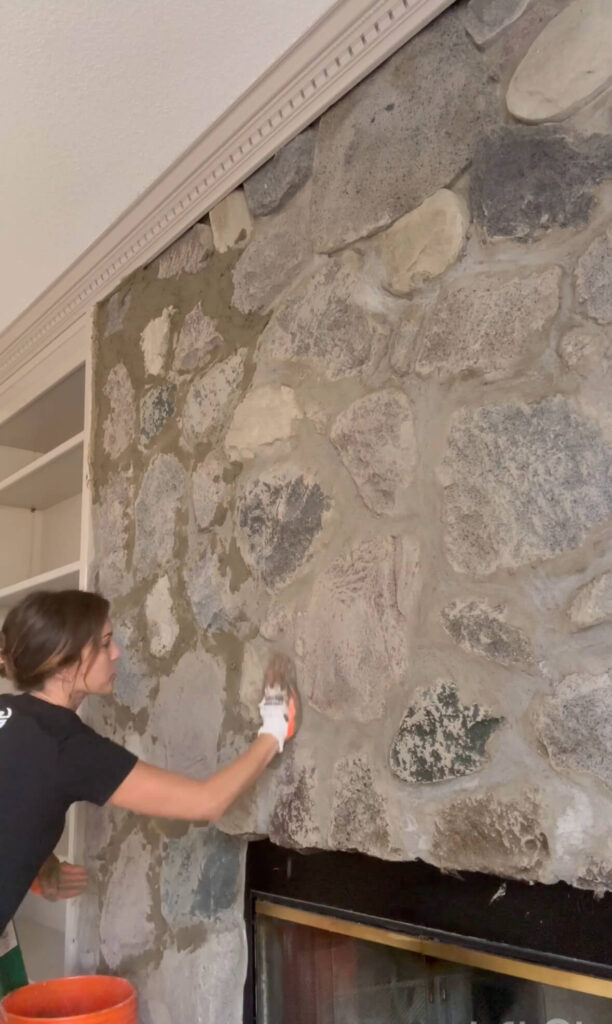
[57,723,138,806]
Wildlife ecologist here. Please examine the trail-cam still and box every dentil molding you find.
[0,0,454,395]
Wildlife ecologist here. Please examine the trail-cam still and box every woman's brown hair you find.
[0,590,110,692]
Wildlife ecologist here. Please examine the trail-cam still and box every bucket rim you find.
[1,975,136,1021]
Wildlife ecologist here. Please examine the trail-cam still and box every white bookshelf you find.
[0,343,92,979]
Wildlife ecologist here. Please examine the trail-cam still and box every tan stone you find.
[568,571,612,628]
[209,189,253,252]
[225,385,302,460]
[377,190,469,294]
[140,306,173,376]
[507,0,612,123]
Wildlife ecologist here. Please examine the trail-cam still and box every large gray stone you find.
[390,681,503,784]
[416,267,560,381]
[330,389,417,515]
[576,227,612,324]
[258,254,391,381]
[470,126,612,240]
[568,571,612,628]
[299,537,418,722]
[535,672,612,790]
[507,0,612,123]
[102,364,136,459]
[148,649,225,776]
[156,222,214,279]
[441,397,612,575]
[232,185,312,313]
[329,756,391,857]
[441,599,534,669]
[461,0,535,47]
[310,6,495,252]
[173,304,224,373]
[160,826,243,928]
[191,454,228,530]
[134,454,187,579]
[432,792,549,876]
[139,383,176,443]
[236,466,332,590]
[244,128,316,216]
[99,832,154,969]
[93,474,134,598]
[181,350,247,448]
[184,547,245,633]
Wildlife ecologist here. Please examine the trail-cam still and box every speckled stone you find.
[568,571,612,628]
[441,397,612,575]
[558,324,612,373]
[133,454,187,579]
[576,227,612,324]
[174,304,223,373]
[184,548,243,633]
[232,184,312,314]
[432,792,549,876]
[270,763,320,850]
[390,681,503,783]
[140,383,177,443]
[329,756,391,857]
[441,599,533,669]
[244,128,316,216]
[330,389,417,515]
[299,537,417,722]
[103,363,136,459]
[310,6,495,252]
[535,672,612,790]
[181,350,247,449]
[416,266,560,381]
[236,466,331,590]
[470,126,612,240]
[507,0,612,123]
[93,474,134,598]
[258,254,391,381]
[156,223,213,279]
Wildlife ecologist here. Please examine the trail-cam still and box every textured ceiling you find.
[0,0,333,336]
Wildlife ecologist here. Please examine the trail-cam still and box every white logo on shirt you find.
[0,707,12,729]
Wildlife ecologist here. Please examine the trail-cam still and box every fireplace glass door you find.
[255,902,612,1024]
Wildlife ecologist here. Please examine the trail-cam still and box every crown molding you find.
[0,0,454,391]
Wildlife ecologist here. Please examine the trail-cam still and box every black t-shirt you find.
[0,693,137,933]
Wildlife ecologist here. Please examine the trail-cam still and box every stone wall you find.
[76,0,612,1019]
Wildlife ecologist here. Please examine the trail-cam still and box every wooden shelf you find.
[0,432,84,509]
[0,562,81,607]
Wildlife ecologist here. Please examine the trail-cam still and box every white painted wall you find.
[0,0,334,336]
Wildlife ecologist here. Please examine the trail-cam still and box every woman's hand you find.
[31,855,89,901]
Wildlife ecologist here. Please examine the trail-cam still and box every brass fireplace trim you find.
[256,899,612,1001]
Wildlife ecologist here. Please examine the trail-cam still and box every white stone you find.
[568,571,612,628]
[507,0,612,123]
[140,306,174,376]
[210,189,253,253]
[102,363,135,459]
[99,832,154,969]
[225,385,302,460]
[156,223,213,279]
[377,190,469,295]
[145,576,179,658]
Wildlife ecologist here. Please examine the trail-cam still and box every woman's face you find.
[78,619,121,695]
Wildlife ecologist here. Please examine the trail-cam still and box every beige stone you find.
[225,385,302,460]
[377,190,469,294]
[568,571,612,628]
[209,189,253,252]
[507,0,612,123]
[140,306,173,376]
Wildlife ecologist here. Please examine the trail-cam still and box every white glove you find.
[258,694,289,753]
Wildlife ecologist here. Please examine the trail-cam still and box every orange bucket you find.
[0,976,136,1023]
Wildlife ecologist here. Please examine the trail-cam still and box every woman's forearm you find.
[109,734,278,820]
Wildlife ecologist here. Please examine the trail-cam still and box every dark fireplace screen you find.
[254,901,611,1024]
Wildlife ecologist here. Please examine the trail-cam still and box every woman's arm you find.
[108,733,278,820]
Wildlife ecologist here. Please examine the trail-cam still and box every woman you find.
[0,589,297,937]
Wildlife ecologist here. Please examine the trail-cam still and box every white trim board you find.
[0,0,454,391]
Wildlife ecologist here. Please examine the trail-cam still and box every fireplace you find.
[244,842,612,1024]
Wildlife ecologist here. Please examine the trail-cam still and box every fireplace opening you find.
[244,842,612,1024]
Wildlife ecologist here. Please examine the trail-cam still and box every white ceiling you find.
[0,0,334,336]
